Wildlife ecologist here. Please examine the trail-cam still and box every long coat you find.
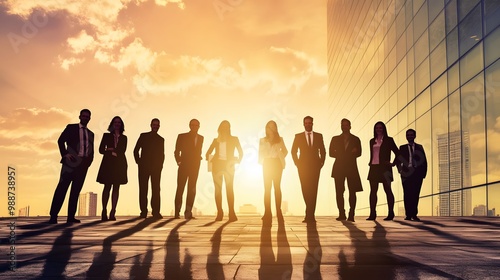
[329,134,363,192]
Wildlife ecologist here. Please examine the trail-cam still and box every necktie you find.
[344,137,349,151]
[82,127,87,157]
[409,144,414,167]
[307,132,312,147]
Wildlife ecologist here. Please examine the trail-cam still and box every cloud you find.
[134,46,325,96]
[0,107,72,138]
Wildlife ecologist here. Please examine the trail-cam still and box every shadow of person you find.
[85,218,157,279]
[206,221,231,280]
[165,220,193,280]
[35,221,101,280]
[303,222,322,279]
[129,241,154,279]
[258,222,293,279]
[338,221,395,280]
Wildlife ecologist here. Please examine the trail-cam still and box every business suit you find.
[367,136,399,219]
[206,136,243,220]
[329,133,362,220]
[50,123,94,222]
[291,131,326,221]
[134,131,165,217]
[397,142,427,219]
[174,131,204,218]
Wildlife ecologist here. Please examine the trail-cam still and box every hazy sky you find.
[0,0,333,217]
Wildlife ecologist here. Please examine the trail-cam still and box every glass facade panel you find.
[471,187,487,216]
[486,59,500,182]
[487,183,500,217]
[428,0,445,24]
[429,11,446,51]
[430,39,447,82]
[446,27,459,67]
[484,0,500,35]
[416,88,431,118]
[432,100,449,197]
[449,89,461,132]
[415,30,429,67]
[445,0,458,34]
[458,4,482,57]
[461,73,486,186]
[460,42,484,85]
[415,57,430,94]
[431,72,448,106]
[448,63,460,93]
[416,111,432,196]
[485,26,500,68]
[457,0,480,21]
[414,3,428,40]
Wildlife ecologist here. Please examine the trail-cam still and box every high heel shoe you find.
[383,213,394,221]
[109,210,116,221]
[101,209,108,221]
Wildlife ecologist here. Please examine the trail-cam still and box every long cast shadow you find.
[206,221,231,280]
[258,222,293,279]
[35,220,101,279]
[303,222,322,279]
[85,218,157,279]
[129,241,154,279]
[340,221,462,279]
[164,220,193,280]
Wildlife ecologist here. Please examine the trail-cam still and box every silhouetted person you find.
[397,129,427,222]
[134,118,165,219]
[367,121,399,221]
[329,118,362,222]
[206,120,243,222]
[174,119,204,219]
[96,116,128,221]
[49,109,94,224]
[259,120,288,226]
[291,116,326,223]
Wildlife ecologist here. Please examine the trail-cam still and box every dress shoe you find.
[404,217,411,221]
[48,217,58,224]
[186,216,196,220]
[336,215,347,221]
[109,210,116,221]
[412,216,421,222]
[215,211,223,221]
[383,215,394,221]
[140,213,147,218]
[174,215,181,219]
[152,213,163,219]
[366,216,376,221]
[347,216,355,222]
[66,218,81,224]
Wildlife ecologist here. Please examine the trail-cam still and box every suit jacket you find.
[291,131,326,170]
[329,133,363,191]
[174,132,204,167]
[397,143,427,179]
[368,136,399,166]
[205,136,243,165]
[58,123,94,167]
[133,131,165,170]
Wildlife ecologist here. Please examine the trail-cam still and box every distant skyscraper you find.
[78,192,98,217]
[438,131,471,216]
[473,205,487,216]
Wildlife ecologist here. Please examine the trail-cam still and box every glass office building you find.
[327,0,500,216]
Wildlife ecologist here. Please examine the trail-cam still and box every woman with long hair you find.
[366,121,399,221]
[96,116,128,221]
[206,120,243,222]
[259,120,288,226]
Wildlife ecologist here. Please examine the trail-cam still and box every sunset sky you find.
[0,0,336,217]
